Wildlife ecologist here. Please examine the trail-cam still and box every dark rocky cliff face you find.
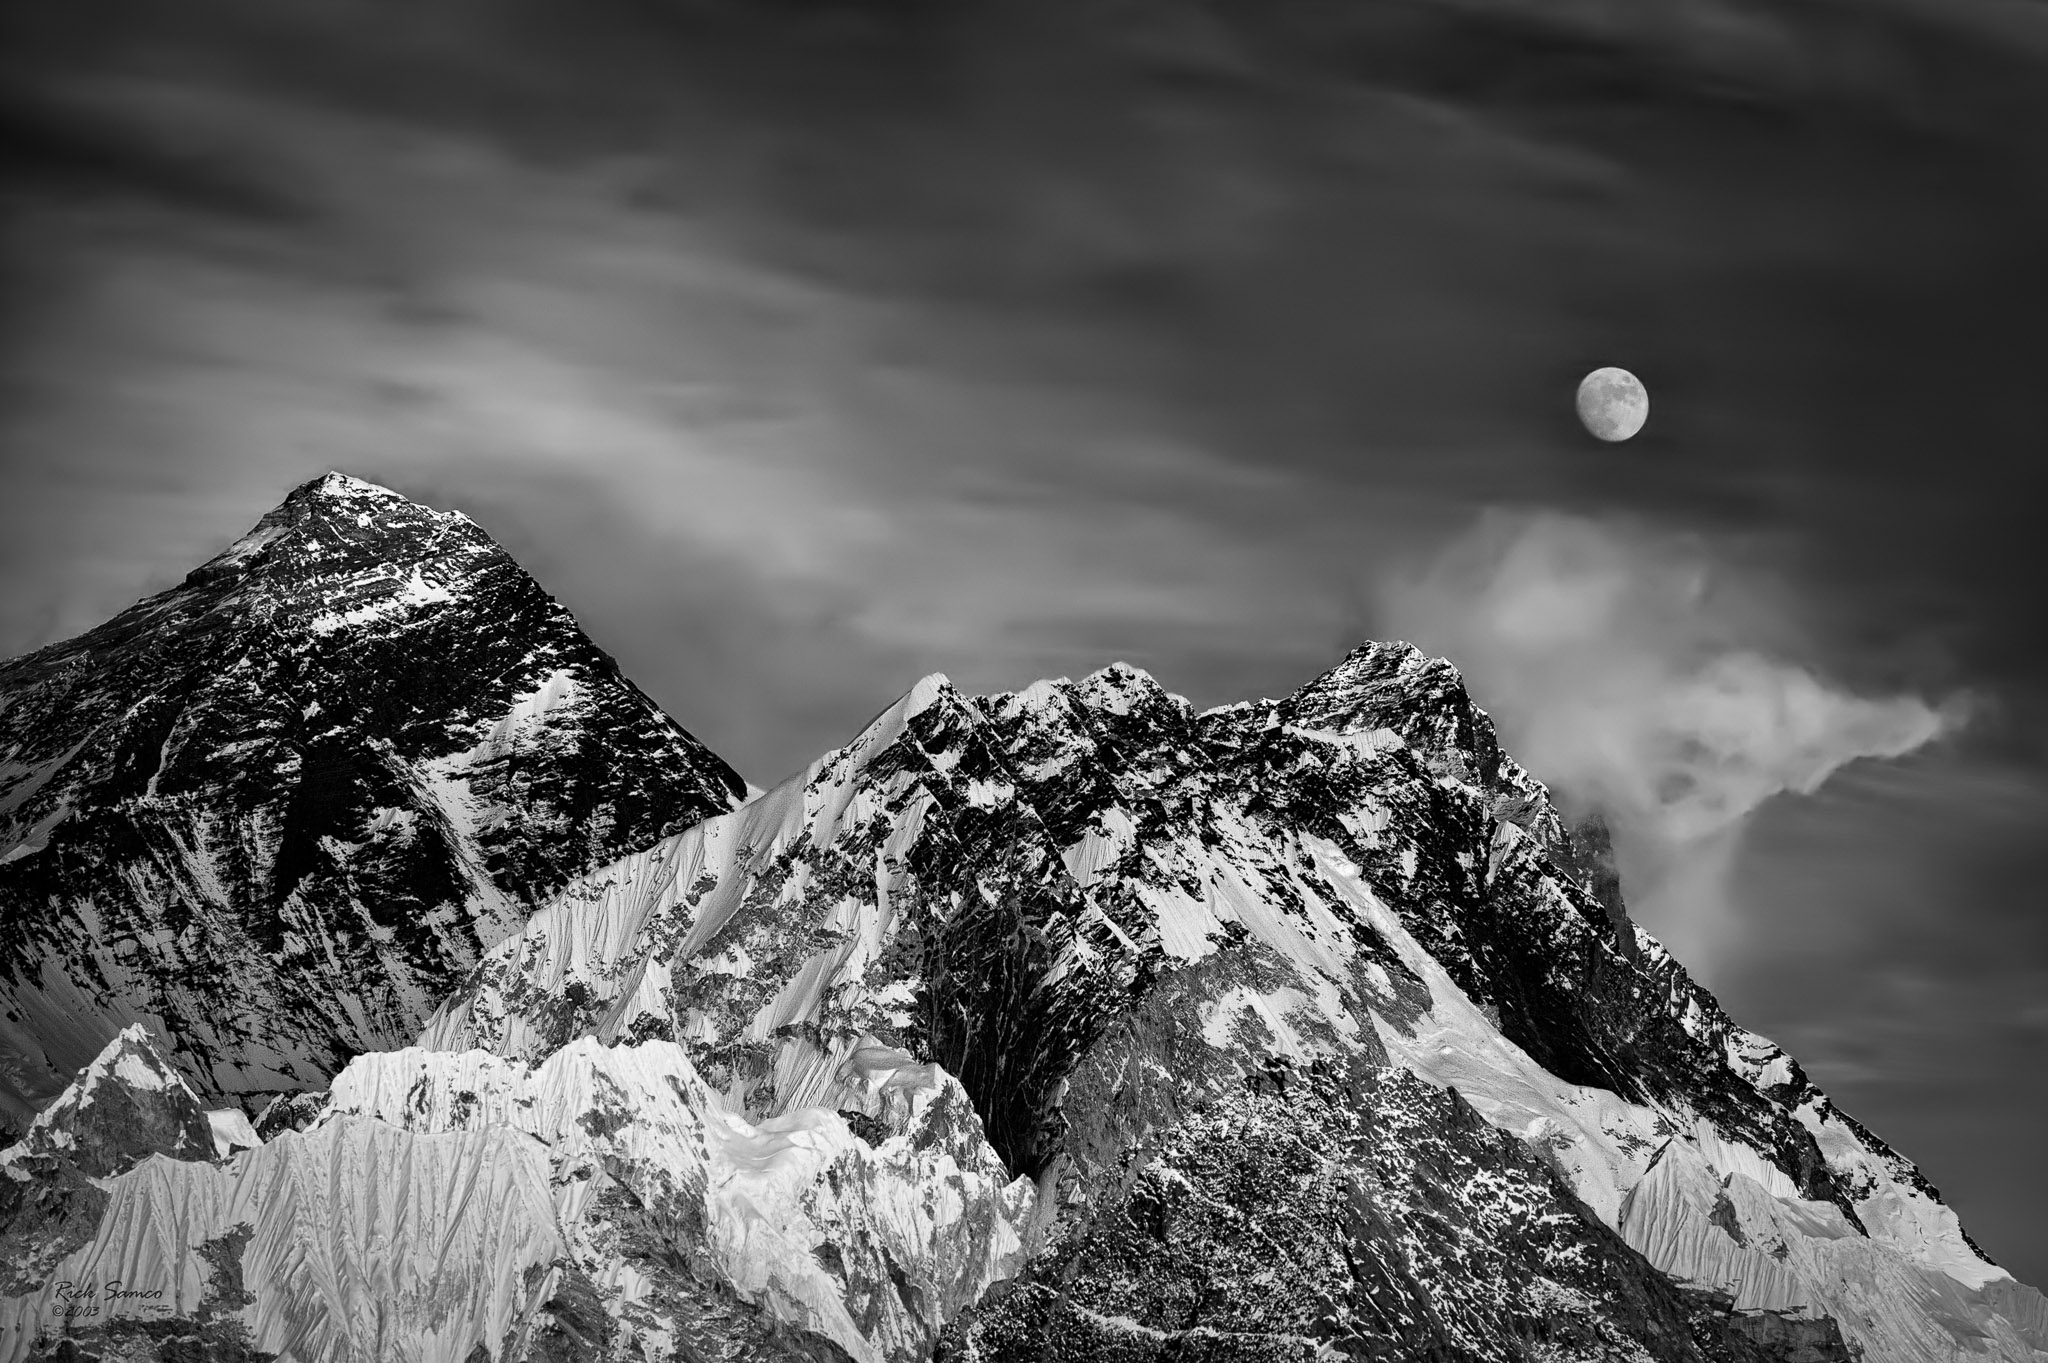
[0,473,743,1128]
[938,943,1858,1363]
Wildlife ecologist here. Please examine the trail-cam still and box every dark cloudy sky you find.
[4,0,2045,1284]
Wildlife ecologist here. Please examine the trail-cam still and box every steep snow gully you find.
[0,475,2040,1363]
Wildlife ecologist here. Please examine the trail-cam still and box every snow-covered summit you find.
[0,1026,213,1178]
[199,468,479,580]
[298,470,406,502]
[0,474,744,1132]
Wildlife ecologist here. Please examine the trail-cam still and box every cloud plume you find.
[1377,508,1965,972]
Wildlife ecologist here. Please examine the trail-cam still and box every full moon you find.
[1576,367,1649,441]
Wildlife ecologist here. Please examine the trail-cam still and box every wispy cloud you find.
[1378,508,1966,974]
[0,72,1341,778]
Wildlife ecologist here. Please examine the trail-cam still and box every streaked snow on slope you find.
[5,630,2044,1361]
[412,647,2045,1360]
[0,1035,1031,1363]
[307,563,457,635]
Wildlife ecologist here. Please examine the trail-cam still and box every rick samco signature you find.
[50,1280,172,1320]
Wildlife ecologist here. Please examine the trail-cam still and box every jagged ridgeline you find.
[0,476,2043,1363]
[0,474,745,1130]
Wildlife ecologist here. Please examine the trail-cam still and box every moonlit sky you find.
[4,0,2046,1282]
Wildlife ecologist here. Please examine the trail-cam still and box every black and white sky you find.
[4,0,2045,1283]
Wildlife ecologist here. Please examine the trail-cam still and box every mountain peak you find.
[0,477,745,1129]
[1,1025,214,1177]
[905,670,958,713]
[1281,639,1470,735]
[58,1025,186,1104]
[1074,659,1177,713]
[1310,637,1458,691]
[194,470,481,585]
[293,470,408,504]
[1284,638,1504,777]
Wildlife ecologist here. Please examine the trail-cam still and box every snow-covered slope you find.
[0,1027,227,1309]
[0,473,745,1129]
[3,635,2041,1361]
[419,646,2045,1360]
[0,1025,1032,1362]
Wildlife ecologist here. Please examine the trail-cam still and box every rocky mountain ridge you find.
[406,646,2042,1360]
[0,473,744,1130]
[0,474,2040,1362]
